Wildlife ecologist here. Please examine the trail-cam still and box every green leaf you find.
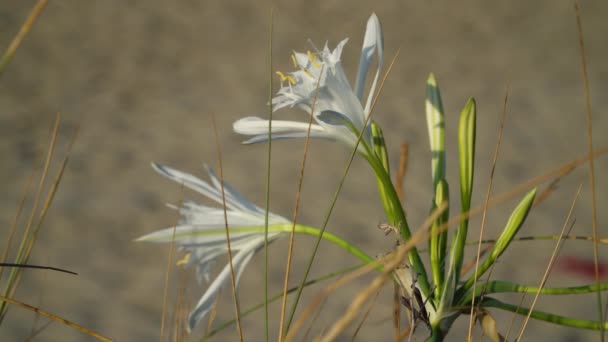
[430,178,449,300]
[481,297,608,330]
[449,97,476,285]
[425,73,446,187]
[459,188,537,299]
[460,279,608,304]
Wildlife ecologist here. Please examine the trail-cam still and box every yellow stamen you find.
[291,54,298,68]
[176,252,191,267]
[276,71,296,85]
[307,50,321,68]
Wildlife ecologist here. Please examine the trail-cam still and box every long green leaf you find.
[430,178,449,300]
[460,280,608,304]
[458,188,537,299]
[425,73,446,186]
[450,98,476,285]
[481,297,608,330]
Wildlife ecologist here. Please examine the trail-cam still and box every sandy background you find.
[1,1,608,341]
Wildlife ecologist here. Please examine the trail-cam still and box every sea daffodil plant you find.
[140,12,608,341]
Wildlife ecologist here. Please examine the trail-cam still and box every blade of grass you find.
[263,9,274,341]
[467,87,509,341]
[0,113,61,322]
[517,185,581,340]
[278,63,324,340]
[211,112,243,341]
[0,0,48,78]
[0,160,37,281]
[159,183,184,342]
[0,295,111,341]
[350,288,382,342]
[574,3,603,340]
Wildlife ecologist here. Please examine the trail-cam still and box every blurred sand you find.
[1,1,608,341]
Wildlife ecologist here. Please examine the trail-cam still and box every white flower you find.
[233,13,384,156]
[136,163,289,332]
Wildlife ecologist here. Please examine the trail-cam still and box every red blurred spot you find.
[555,255,608,279]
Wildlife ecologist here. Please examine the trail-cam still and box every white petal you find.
[233,116,324,135]
[135,225,263,246]
[354,13,384,114]
[233,117,332,144]
[204,166,267,215]
[187,246,258,332]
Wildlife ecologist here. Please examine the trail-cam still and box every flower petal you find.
[187,247,258,332]
[354,13,384,114]
[233,116,331,144]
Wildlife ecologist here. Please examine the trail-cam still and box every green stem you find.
[364,153,431,296]
[459,280,608,305]
[481,297,608,330]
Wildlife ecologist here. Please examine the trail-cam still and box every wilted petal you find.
[354,13,384,114]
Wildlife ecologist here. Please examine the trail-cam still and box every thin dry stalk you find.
[467,86,510,341]
[301,294,329,342]
[211,113,244,341]
[0,164,37,281]
[0,114,62,321]
[350,288,382,342]
[279,64,325,340]
[0,295,112,341]
[0,0,48,77]
[159,183,184,342]
[574,3,603,340]
[516,186,581,340]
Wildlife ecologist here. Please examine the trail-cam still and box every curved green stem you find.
[459,280,608,305]
[481,297,608,330]
[143,224,376,266]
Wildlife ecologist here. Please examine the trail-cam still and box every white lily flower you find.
[233,13,384,157]
[136,162,289,332]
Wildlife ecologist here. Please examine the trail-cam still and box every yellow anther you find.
[276,71,296,85]
[291,54,298,68]
[176,252,191,267]
[307,51,321,68]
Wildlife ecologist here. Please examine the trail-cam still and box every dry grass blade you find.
[350,289,382,342]
[574,3,603,340]
[0,114,63,322]
[301,294,329,342]
[0,295,112,341]
[395,143,409,202]
[0,164,36,281]
[211,113,244,341]
[517,185,582,340]
[159,183,184,342]
[0,0,48,77]
[467,85,510,341]
[278,64,325,340]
